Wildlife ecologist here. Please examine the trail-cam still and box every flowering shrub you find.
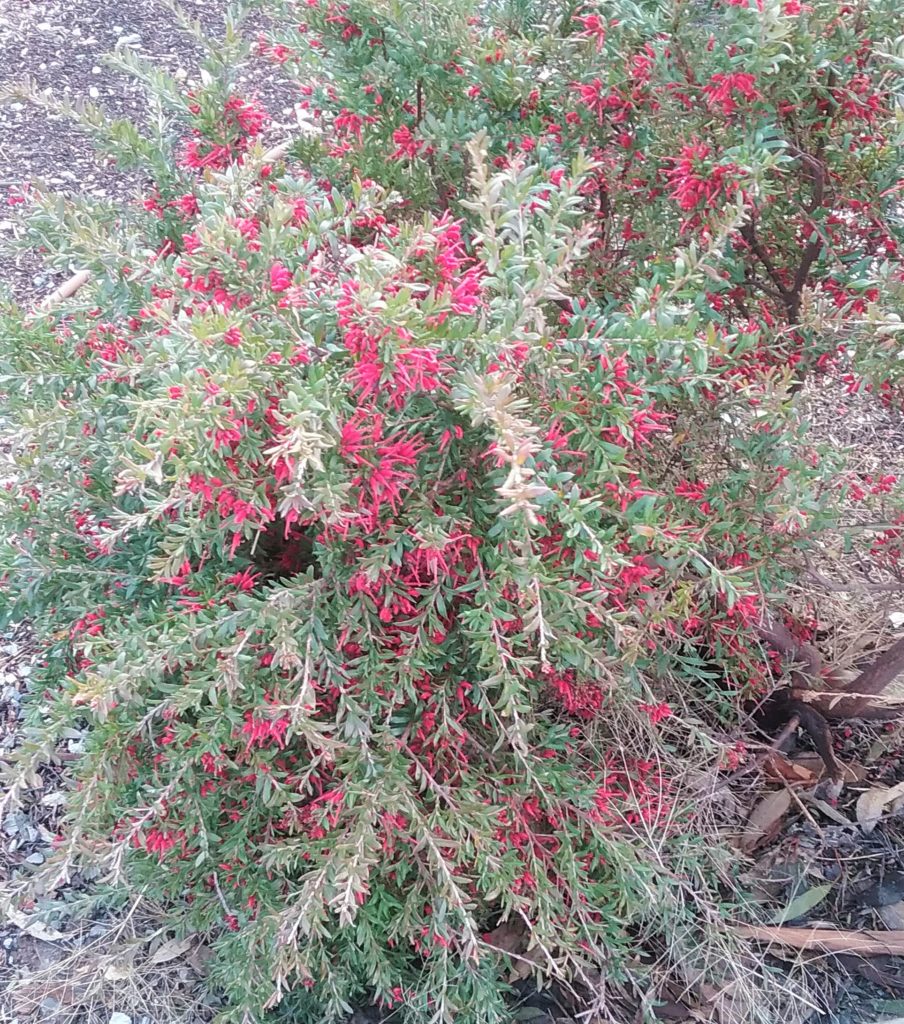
[3,1,904,1021]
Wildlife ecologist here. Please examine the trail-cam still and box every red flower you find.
[174,193,199,216]
[224,95,269,137]
[364,435,424,511]
[667,141,743,214]
[702,72,760,116]
[576,13,607,51]
[241,711,290,750]
[639,702,673,725]
[391,124,424,160]
[575,78,608,123]
[269,262,293,292]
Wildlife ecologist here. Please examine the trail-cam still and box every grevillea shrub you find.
[3,0,904,1020]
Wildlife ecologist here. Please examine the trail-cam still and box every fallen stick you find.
[40,268,91,309]
[260,139,293,164]
[735,923,904,957]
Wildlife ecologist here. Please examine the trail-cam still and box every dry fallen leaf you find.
[103,961,136,981]
[763,753,817,786]
[856,780,904,834]
[806,797,852,825]
[791,753,868,783]
[186,941,214,975]
[147,933,195,965]
[691,980,756,1024]
[11,977,86,1016]
[740,790,792,853]
[2,903,68,942]
[482,919,542,982]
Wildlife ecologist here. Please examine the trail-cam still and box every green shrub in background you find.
[3,0,904,1020]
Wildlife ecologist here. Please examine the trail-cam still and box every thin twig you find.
[211,871,236,917]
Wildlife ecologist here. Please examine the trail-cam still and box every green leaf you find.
[770,883,832,925]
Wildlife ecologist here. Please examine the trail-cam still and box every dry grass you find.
[3,896,214,1024]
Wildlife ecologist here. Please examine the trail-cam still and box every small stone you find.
[109,1013,132,1024]
[116,34,142,49]
[16,665,31,678]
[91,66,102,75]
[36,22,54,31]
[89,87,100,99]
[26,852,45,865]
[0,222,12,232]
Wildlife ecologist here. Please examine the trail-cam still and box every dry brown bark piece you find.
[735,924,904,956]
[835,635,904,717]
[762,752,818,785]
[758,620,904,719]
